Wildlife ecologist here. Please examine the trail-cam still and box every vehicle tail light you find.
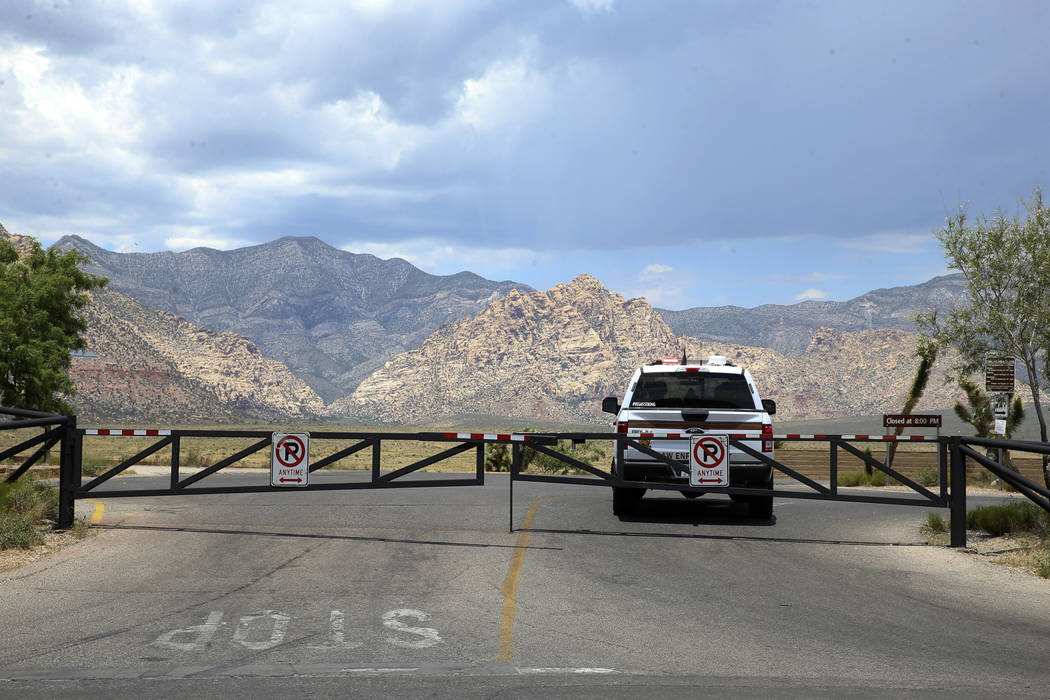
[762,424,773,452]
[617,421,628,451]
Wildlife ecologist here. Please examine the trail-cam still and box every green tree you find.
[0,236,107,414]
[917,187,1050,488]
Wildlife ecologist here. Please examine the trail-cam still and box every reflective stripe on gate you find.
[442,433,533,441]
[84,429,172,436]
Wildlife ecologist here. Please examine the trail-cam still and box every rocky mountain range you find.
[54,234,531,402]
[73,288,325,422]
[658,274,968,355]
[338,275,964,424]
[4,223,974,424]
[334,274,681,423]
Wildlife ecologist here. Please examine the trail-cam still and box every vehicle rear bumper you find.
[619,460,773,486]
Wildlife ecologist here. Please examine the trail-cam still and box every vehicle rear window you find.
[629,372,756,409]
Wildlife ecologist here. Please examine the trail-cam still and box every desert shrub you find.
[1035,551,1050,579]
[966,502,1050,538]
[80,456,112,477]
[0,481,58,522]
[914,467,939,487]
[524,439,606,475]
[485,444,510,472]
[837,470,894,487]
[837,471,868,487]
[0,512,46,549]
[926,512,948,533]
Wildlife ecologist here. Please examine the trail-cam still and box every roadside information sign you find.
[985,356,1015,392]
[689,435,729,487]
[883,414,942,428]
[271,432,309,487]
[992,392,1011,419]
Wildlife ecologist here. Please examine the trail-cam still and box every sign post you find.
[271,432,309,487]
[689,435,729,487]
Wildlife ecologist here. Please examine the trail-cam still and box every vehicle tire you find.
[748,496,773,519]
[680,490,703,499]
[613,486,644,515]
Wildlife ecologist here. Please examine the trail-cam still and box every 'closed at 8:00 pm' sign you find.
[689,435,728,487]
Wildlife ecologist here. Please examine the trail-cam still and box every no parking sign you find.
[689,435,728,487]
[271,432,309,487]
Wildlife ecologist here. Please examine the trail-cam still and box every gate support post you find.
[57,415,78,530]
[949,436,967,548]
[510,444,520,533]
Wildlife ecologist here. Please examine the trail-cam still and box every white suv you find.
[601,354,776,518]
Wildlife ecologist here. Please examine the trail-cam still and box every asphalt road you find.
[2,470,1048,698]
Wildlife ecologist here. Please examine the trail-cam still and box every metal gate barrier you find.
[508,431,1050,547]
[2,407,1049,548]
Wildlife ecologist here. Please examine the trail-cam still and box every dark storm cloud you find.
[1,0,1047,259]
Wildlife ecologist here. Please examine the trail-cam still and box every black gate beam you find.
[960,445,1050,513]
[80,436,173,492]
[177,438,271,489]
[836,440,941,502]
[0,429,58,465]
[2,429,62,483]
[310,439,376,472]
[731,440,832,495]
[58,417,78,529]
[949,437,967,548]
[376,442,475,482]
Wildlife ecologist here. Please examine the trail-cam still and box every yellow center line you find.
[498,496,553,663]
[86,498,105,525]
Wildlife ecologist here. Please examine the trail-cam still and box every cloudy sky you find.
[2,0,1047,309]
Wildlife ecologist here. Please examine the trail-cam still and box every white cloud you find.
[793,288,828,301]
[569,0,615,14]
[164,229,256,251]
[639,263,672,281]
[453,52,549,133]
[635,285,691,308]
[629,262,693,308]
[341,237,549,275]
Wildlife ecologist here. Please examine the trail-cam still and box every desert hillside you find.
[334,276,964,424]
[72,288,324,422]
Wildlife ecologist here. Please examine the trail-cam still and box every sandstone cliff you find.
[333,274,682,423]
[73,288,325,421]
[680,328,962,420]
[335,278,965,424]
